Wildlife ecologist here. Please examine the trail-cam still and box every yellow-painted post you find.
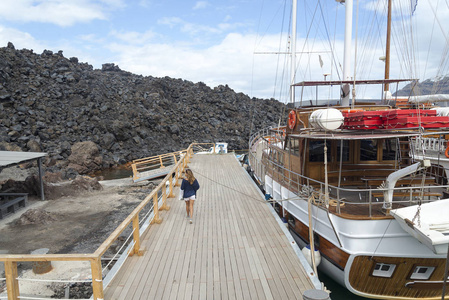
[185,149,191,164]
[168,175,175,198]
[150,193,162,224]
[129,215,143,256]
[175,165,182,187]
[5,261,19,300]
[90,257,104,300]
[160,184,170,211]
[131,163,139,181]
[159,156,164,168]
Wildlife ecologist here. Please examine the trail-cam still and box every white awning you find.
[0,151,47,168]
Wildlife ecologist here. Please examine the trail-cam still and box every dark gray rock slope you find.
[0,42,285,173]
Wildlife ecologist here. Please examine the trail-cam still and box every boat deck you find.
[104,154,316,299]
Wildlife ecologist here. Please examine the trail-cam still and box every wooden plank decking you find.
[105,154,315,299]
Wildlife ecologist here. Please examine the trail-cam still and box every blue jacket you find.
[181,179,200,198]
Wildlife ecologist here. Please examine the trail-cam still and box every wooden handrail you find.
[131,150,187,181]
[0,144,203,300]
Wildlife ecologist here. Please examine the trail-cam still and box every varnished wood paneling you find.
[349,255,449,299]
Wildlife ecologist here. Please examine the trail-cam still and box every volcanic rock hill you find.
[0,42,285,175]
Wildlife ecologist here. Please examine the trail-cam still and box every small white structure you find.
[208,143,228,154]
[390,199,449,254]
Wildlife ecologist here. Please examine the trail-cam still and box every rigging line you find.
[426,0,449,45]
[391,2,412,80]
[318,0,342,81]
[359,0,383,86]
[192,168,302,204]
[423,6,437,80]
[328,2,340,99]
[431,0,449,92]
[371,218,394,258]
[248,0,266,139]
[299,1,320,85]
[272,0,288,101]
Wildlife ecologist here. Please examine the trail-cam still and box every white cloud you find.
[158,17,183,28]
[193,1,209,10]
[0,25,45,52]
[0,0,111,27]
[158,16,247,38]
[109,29,157,45]
[106,32,285,99]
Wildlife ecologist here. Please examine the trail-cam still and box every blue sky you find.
[0,0,448,101]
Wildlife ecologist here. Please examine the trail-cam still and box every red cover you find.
[382,109,437,119]
[343,119,384,129]
[383,116,449,129]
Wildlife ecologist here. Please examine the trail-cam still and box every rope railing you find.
[16,278,91,283]
[0,143,200,300]
[101,228,136,273]
[18,297,91,300]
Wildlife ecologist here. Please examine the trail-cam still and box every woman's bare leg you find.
[185,200,190,217]
[189,200,194,218]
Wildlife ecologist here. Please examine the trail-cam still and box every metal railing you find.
[0,144,203,300]
[248,130,448,217]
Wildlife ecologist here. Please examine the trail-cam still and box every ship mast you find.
[384,0,392,94]
[341,0,353,106]
[290,0,297,104]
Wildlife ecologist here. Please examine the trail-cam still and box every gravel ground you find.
[0,170,159,298]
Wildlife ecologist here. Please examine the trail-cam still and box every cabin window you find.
[309,140,331,162]
[360,140,378,161]
[410,266,435,280]
[336,140,349,162]
[287,137,300,156]
[372,263,396,278]
[382,139,398,161]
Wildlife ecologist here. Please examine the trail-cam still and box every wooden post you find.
[168,174,175,198]
[173,153,177,164]
[131,163,138,181]
[150,193,162,224]
[90,257,104,300]
[5,261,19,300]
[159,156,164,168]
[129,215,143,256]
[175,165,182,187]
[160,184,170,211]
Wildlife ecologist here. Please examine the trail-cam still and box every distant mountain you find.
[395,76,449,96]
[0,42,286,176]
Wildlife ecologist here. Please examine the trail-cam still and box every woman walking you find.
[180,169,200,224]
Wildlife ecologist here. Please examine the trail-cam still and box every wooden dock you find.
[104,154,317,299]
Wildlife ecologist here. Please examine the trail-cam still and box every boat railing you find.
[249,144,448,218]
[0,143,204,300]
[411,136,448,153]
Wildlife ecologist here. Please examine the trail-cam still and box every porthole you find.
[372,263,396,278]
[410,266,435,280]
